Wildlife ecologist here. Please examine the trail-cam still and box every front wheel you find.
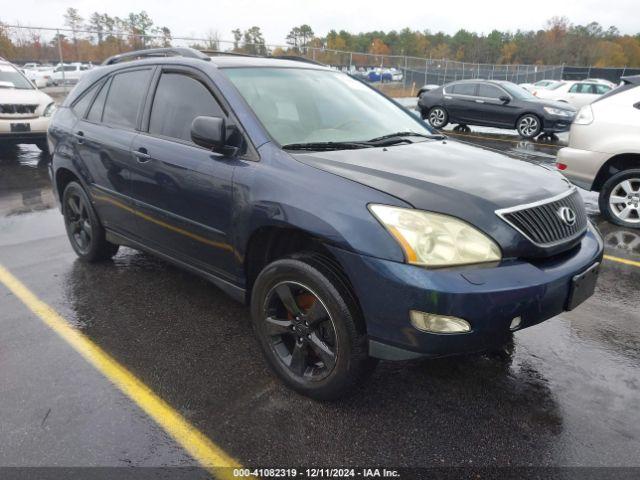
[599,170,640,228]
[427,106,448,129]
[62,181,120,262]
[250,254,376,400]
[516,114,541,138]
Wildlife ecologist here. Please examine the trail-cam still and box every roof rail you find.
[200,49,255,58]
[102,47,211,66]
[270,55,325,66]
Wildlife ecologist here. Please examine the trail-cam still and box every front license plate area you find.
[10,123,31,133]
[566,262,600,311]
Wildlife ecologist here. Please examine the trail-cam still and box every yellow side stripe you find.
[0,264,241,479]
[604,254,640,268]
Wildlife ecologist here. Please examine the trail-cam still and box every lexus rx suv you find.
[1,58,56,153]
[419,79,576,138]
[48,48,603,400]
[557,75,640,228]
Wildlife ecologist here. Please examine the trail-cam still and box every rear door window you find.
[477,84,503,99]
[451,83,477,96]
[148,72,224,142]
[102,69,153,129]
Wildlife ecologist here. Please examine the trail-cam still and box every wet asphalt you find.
[0,127,639,474]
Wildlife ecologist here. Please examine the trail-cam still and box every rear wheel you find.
[599,170,640,228]
[427,106,448,129]
[516,114,541,138]
[62,181,119,262]
[250,254,376,400]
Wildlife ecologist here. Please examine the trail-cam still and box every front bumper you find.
[541,116,574,133]
[328,225,603,360]
[557,146,610,191]
[0,117,50,143]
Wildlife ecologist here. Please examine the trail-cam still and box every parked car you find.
[519,79,561,92]
[557,75,640,228]
[0,59,56,153]
[418,79,576,138]
[24,65,54,88]
[49,48,603,400]
[533,80,613,108]
[52,63,91,85]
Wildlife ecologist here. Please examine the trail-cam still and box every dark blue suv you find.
[49,48,603,400]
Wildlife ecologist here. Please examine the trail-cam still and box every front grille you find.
[497,189,588,247]
[0,104,38,115]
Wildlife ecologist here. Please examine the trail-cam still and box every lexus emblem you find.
[557,206,576,226]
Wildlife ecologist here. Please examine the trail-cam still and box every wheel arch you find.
[592,153,640,192]
[55,167,82,204]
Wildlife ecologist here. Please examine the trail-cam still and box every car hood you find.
[292,139,575,257]
[0,87,53,105]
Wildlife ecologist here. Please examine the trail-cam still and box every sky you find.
[3,0,640,45]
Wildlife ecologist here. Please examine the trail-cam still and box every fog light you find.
[510,316,522,330]
[410,310,471,333]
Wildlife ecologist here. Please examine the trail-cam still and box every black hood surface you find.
[293,139,576,257]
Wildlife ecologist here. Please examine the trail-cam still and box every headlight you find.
[574,105,594,125]
[369,205,501,267]
[543,106,574,117]
[43,103,56,117]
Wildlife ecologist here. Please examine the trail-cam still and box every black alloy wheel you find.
[62,181,119,262]
[263,281,337,381]
[251,255,376,400]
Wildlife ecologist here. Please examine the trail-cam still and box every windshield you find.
[223,67,432,146]
[500,82,536,100]
[547,82,566,91]
[0,64,34,89]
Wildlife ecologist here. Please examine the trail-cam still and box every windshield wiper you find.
[367,131,447,143]
[282,141,372,151]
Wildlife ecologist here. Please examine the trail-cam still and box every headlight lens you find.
[543,106,574,117]
[43,103,56,117]
[369,205,501,267]
[574,105,594,125]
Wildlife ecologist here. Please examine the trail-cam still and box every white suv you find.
[557,75,640,228]
[0,58,56,153]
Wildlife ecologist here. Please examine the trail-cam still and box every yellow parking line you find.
[604,254,640,268]
[0,264,241,479]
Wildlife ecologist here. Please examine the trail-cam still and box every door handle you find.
[74,131,84,143]
[475,99,485,103]
[134,148,151,163]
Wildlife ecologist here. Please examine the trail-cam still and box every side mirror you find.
[499,95,510,104]
[191,116,226,152]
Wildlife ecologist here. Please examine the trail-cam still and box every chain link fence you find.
[2,25,637,98]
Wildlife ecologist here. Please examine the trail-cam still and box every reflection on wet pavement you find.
[1,134,639,467]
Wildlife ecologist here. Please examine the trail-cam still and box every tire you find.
[427,106,448,129]
[516,114,541,138]
[62,181,120,262]
[598,169,640,229]
[250,253,376,400]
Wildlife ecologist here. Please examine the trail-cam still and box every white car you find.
[533,80,613,108]
[0,59,56,153]
[557,75,640,228]
[52,63,91,85]
[24,66,54,88]
[519,79,561,92]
